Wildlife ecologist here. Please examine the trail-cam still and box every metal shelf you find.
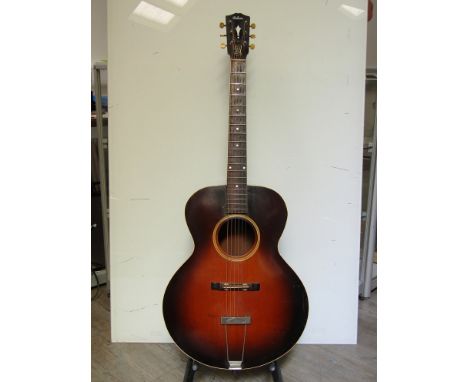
[93,63,110,294]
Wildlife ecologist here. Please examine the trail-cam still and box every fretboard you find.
[226,59,247,214]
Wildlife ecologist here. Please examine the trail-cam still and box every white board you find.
[109,0,368,344]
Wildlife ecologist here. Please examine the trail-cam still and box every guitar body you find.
[163,186,308,369]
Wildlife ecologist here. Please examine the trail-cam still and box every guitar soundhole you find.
[214,216,259,260]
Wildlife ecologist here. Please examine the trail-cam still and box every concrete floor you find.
[92,290,376,381]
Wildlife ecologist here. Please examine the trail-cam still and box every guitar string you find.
[236,59,241,360]
[233,59,238,344]
[226,59,232,362]
[238,58,245,363]
[238,58,247,363]
[227,57,249,363]
[241,57,247,364]
[232,61,236,330]
[235,57,244,352]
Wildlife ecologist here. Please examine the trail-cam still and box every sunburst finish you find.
[163,186,308,369]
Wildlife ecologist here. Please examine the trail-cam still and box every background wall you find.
[108,0,368,344]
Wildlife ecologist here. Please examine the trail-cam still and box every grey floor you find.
[92,290,376,382]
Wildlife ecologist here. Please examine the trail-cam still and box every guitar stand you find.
[183,358,283,382]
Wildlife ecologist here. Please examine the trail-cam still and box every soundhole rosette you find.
[212,214,260,262]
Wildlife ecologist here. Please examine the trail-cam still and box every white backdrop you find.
[109,0,367,344]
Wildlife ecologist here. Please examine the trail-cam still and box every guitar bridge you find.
[211,282,260,291]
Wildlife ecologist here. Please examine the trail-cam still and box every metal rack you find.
[93,63,110,294]
[183,359,283,382]
[359,71,377,299]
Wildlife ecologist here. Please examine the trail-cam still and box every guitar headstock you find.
[220,13,256,59]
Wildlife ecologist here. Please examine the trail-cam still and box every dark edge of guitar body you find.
[163,186,309,370]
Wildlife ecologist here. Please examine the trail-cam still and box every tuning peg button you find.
[250,34,256,39]
[249,44,255,49]
[220,43,227,49]
[250,23,256,29]
[219,22,225,28]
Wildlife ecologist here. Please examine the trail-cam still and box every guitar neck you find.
[226,59,248,214]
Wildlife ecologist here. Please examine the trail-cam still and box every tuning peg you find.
[249,44,255,49]
[250,34,256,39]
[219,22,225,28]
[220,43,227,49]
[250,23,256,29]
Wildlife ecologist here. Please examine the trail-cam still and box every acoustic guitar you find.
[163,13,309,370]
